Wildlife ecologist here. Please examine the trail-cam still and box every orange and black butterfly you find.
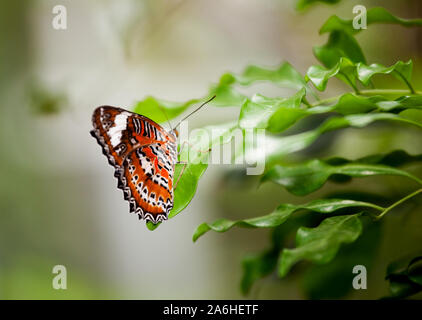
[90,97,214,224]
[91,106,178,224]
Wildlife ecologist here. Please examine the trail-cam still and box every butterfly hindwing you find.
[121,144,175,223]
[90,106,177,224]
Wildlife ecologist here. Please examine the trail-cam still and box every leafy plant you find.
[385,255,422,299]
[133,4,422,298]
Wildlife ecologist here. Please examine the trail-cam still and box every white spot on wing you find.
[108,112,129,147]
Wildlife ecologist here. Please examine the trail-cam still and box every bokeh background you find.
[0,0,421,299]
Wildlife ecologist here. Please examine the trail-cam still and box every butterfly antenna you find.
[174,95,216,130]
[156,103,173,131]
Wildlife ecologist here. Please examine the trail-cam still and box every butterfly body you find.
[91,106,178,224]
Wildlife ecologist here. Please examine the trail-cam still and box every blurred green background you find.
[0,0,421,299]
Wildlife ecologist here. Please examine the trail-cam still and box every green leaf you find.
[362,7,422,27]
[377,95,422,112]
[209,74,246,107]
[278,214,363,277]
[211,62,308,107]
[313,31,366,68]
[170,163,208,218]
[146,220,161,231]
[386,254,422,286]
[246,113,422,165]
[240,214,317,295]
[234,62,307,90]
[357,60,414,92]
[296,0,340,11]
[348,150,422,167]
[262,159,422,196]
[193,198,380,241]
[385,255,422,299]
[307,59,414,93]
[174,123,237,197]
[302,219,381,299]
[239,88,306,129]
[387,275,422,299]
[133,96,200,123]
[264,93,422,133]
[267,106,309,133]
[306,57,358,91]
[387,255,413,277]
[320,7,422,35]
[241,90,323,132]
[178,121,238,165]
[408,257,422,286]
[241,249,278,295]
[327,93,383,114]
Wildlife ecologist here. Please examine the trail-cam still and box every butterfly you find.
[90,106,179,224]
[90,96,214,224]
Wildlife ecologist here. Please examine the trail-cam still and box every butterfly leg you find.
[175,142,210,189]
[174,162,187,190]
[178,141,211,158]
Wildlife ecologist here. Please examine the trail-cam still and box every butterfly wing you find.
[121,143,176,223]
[90,106,177,223]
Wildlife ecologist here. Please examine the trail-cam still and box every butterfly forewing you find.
[90,106,177,224]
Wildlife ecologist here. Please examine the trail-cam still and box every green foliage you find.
[314,31,366,69]
[357,60,413,87]
[241,248,278,295]
[306,58,414,92]
[133,5,422,298]
[320,7,422,35]
[279,214,363,277]
[296,0,341,11]
[239,88,306,130]
[134,97,200,124]
[133,61,311,124]
[262,158,422,196]
[385,255,422,299]
[193,198,381,241]
[306,57,357,91]
[233,62,307,89]
[260,113,422,164]
[315,7,422,69]
[302,220,381,299]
